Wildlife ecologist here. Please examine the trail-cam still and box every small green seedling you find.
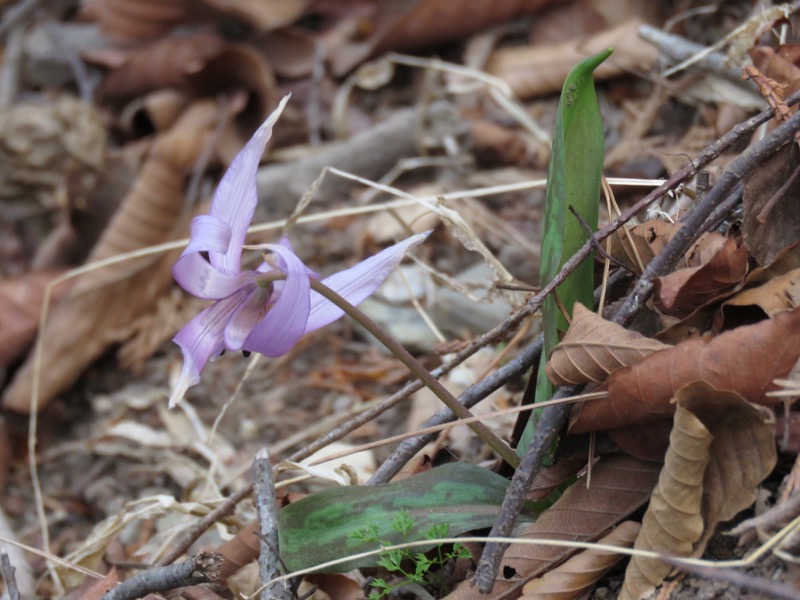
[351,510,472,599]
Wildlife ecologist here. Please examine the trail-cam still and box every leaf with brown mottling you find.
[1,102,221,413]
[569,306,800,434]
[444,455,660,600]
[621,382,776,599]
[547,303,669,386]
[654,237,749,317]
[521,521,640,600]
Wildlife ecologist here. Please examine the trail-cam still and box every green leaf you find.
[278,462,514,572]
[519,48,612,455]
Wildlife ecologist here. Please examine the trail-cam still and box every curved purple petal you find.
[169,290,249,407]
[243,243,310,357]
[183,214,232,256]
[174,252,256,300]
[208,95,290,275]
[224,285,270,350]
[304,231,430,333]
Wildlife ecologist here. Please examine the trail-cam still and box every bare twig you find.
[1,550,21,600]
[253,449,289,600]
[104,551,222,600]
[0,24,25,110]
[474,86,800,594]
[730,492,800,538]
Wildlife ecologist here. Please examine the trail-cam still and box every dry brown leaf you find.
[486,19,658,99]
[742,144,800,266]
[720,268,800,325]
[606,220,673,275]
[654,237,749,317]
[200,0,311,31]
[0,271,70,367]
[445,455,660,599]
[546,303,669,387]
[742,65,791,120]
[1,102,221,413]
[621,382,776,599]
[520,521,640,600]
[570,307,800,434]
[330,0,557,75]
[83,0,191,41]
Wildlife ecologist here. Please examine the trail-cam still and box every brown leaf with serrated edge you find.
[570,306,800,434]
[742,65,791,120]
[654,237,749,317]
[1,102,221,413]
[0,271,70,367]
[547,303,669,386]
[444,455,660,600]
[520,521,640,600]
[621,382,776,600]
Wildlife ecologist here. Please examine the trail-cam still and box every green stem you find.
[309,279,519,469]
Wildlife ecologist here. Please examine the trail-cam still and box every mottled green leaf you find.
[278,463,513,572]
[519,48,612,454]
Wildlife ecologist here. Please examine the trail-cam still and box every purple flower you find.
[169,96,429,407]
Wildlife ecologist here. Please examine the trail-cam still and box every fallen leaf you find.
[621,382,776,599]
[546,303,669,386]
[742,143,800,266]
[570,307,800,434]
[521,521,640,600]
[200,0,312,31]
[83,0,190,40]
[654,237,749,317]
[720,268,800,325]
[445,455,660,599]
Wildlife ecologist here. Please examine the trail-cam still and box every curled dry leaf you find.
[546,303,669,387]
[520,520,641,600]
[84,0,191,41]
[621,382,776,599]
[606,219,676,275]
[720,268,800,325]
[2,102,221,413]
[486,19,659,99]
[444,455,660,600]
[654,236,749,317]
[570,306,800,434]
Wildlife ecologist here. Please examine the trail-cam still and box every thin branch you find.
[1,550,21,600]
[253,449,289,600]
[105,551,222,600]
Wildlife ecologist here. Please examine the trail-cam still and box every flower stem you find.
[309,279,519,469]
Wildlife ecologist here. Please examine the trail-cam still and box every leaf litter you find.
[4,2,800,599]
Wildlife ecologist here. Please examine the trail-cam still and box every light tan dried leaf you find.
[2,102,220,413]
[621,382,776,599]
[520,521,640,600]
[201,0,311,32]
[721,267,800,319]
[547,303,669,386]
[445,455,660,599]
